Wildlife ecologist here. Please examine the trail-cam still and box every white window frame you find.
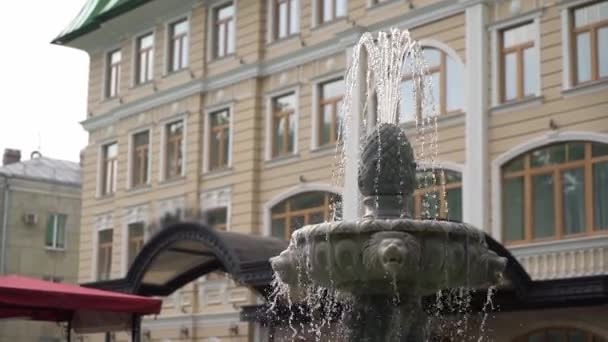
[312,0,348,27]
[560,0,608,92]
[265,87,300,161]
[262,183,341,237]
[164,13,192,75]
[91,213,113,281]
[121,204,149,275]
[310,72,345,150]
[159,113,188,182]
[200,187,232,231]
[45,213,67,250]
[203,103,235,173]
[102,44,122,100]
[267,0,300,43]
[206,0,238,62]
[127,127,152,189]
[489,10,542,107]
[490,130,608,243]
[97,139,118,198]
[131,28,156,87]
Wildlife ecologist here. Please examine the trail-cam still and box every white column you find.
[342,45,367,221]
[463,1,490,230]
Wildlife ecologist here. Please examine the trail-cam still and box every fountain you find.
[269,29,507,341]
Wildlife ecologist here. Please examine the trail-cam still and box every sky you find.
[0,1,89,163]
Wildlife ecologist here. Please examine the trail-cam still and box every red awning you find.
[0,275,161,332]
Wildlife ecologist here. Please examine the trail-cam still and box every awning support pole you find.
[66,320,71,342]
[131,314,141,342]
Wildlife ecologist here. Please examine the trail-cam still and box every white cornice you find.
[81,0,473,132]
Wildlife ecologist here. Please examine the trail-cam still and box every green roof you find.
[52,0,152,45]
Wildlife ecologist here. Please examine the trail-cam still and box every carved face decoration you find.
[363,231,421,277]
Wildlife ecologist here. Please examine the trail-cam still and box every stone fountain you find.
[270,29,507,341]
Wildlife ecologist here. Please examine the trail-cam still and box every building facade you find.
[54,0,608,340]
[0,149,82,341]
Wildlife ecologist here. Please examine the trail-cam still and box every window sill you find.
[126,184,152,195]
[367,0,407,11]
[159,175,186,187]
[208,53,238,65]
[267,33,301,46]
[490,95,544,115]
[311,17,348,32]
[562,79,608,98]
[130,81,155,91]
[310,143,338,157]
[163,68,193,79]
[44,247,66,252]
[202,167,233,180]
[96,193,115,201]
[101,96,122,106]
[264,153,300,169]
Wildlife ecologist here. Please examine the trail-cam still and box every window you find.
[136,33,154,84]
[571,1,608,85]
[271,192,340,240]
[214,3,235,58]
[45,213,67,249]
[274,0,299,39]
[514,328,607,342]
[208,108,231,171]
[498,22,537,102]
[97,229,113,280]
[318,79,344,146]
[169,19,189,72]
[106,49,121,98]
[502,141,608,243]
[165,120,184,179]
[101,142,118,196]
[319,0,347,23]
[400,47,464,122]
[204,208,228,231]
[131,131,150,187]
[271,93,297,157]
[411,169,462,221]
[127,222,144,267]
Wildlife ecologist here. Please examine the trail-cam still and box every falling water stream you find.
[268,28,502,341]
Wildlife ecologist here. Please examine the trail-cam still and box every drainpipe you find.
[0,174,10,274]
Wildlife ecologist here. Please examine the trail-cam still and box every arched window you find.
[411,169,463,221]
[502,141,608,243]
[271,191,341,240]
[400,47,464,123]
[514,328,606,342]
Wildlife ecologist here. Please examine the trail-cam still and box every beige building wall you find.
[67,0,608,340]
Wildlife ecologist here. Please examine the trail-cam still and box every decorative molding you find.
[490,130,608,242]
[157,196,186,218]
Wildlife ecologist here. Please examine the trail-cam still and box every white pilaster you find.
[463,1,490,230]
[342,44,366,221]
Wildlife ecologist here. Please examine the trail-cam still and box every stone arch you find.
[490,131,608,242]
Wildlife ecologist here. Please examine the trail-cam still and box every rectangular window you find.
[131,131,150,187]
[319,79,343,146]
[97,229,113,281]
[572,2,608,84]
[214,3,235,58]
[106,49,121,98]
[45,213,67,249]
[274,0,299,39]
[136,33,154,84]
[204,207,228,231]
[101,142,118,196]
[127,223,144,267]
[271,93,296,157]
[165,120,184,179]
[319,0,347,23]
[499,22,536,102]
[169,19,189,72]
[208,108,231,171]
